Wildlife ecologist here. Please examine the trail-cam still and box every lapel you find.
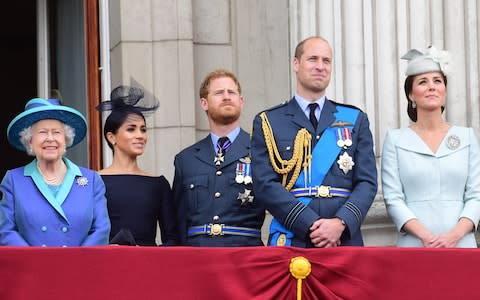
[58,158,82,207]
[194,135,217,166]
[287,97,337,136]
[396,128,432,155]
[396,126,469,157]
[317,99,336,135]
[436,126,469,157]
[25,158,82,223]
[287,97,314,132]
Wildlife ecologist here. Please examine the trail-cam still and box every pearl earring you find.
[411,101,416,108]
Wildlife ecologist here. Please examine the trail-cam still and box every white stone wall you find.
[108,0,480,246]
[109,0,196,181]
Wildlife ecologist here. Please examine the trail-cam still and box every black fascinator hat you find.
[96,85,159,114]
[97,86,159,151]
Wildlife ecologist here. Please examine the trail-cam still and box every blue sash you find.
[269,106,359,246]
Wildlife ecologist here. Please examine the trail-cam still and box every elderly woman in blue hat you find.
[0,98,111,246]
[381,46,480,248]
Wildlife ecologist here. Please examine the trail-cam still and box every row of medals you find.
[236,157,252,184]
[214,151,252,185]
[214,151,254,204]
[336,127,355,174]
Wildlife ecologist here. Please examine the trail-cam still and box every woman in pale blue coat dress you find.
[381,46,480,248]
[0,98,111,246]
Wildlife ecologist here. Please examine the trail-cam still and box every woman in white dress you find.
[381,46,480,247]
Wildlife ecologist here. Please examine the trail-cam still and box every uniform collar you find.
[210,126,241,149]
[294,94,325,116]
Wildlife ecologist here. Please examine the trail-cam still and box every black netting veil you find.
[96,85,159,114]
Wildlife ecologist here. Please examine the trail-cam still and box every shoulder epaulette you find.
[260,99,290,113]
[330,100,363,112]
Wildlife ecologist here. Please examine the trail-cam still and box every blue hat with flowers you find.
[7,98,87,152]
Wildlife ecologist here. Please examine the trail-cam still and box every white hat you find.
[401,46,450,76]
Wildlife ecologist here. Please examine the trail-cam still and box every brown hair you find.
[404,73,447,122]
[199,69,242,99]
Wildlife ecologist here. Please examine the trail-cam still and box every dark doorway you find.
[0,1,102,184]
[0,1,37,179]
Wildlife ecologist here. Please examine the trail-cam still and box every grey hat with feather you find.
[401,46,450,76]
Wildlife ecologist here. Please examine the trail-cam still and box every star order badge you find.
[337,152,355,174]
[237,189,254,205]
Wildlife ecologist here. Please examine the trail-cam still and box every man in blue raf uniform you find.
[251,36,377,248]
[173,69,265,246]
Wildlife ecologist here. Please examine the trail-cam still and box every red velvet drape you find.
[0,246,478,300]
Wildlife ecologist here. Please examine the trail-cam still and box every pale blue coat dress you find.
[381,126,480,247]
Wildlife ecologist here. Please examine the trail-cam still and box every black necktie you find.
[308,103,318,129]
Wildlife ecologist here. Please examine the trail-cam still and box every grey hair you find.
[19,123,76,156]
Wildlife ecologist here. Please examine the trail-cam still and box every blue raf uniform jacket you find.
[251,98,377,247]
[0,158,111,246]
[173,129,266,246]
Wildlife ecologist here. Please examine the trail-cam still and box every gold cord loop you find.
[260,112,312,190]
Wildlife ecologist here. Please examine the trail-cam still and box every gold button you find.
[216,170,222,176]
[215,192,221,198]
[316,135,320,140]
[189,184,194,189]
[213,216,220,221]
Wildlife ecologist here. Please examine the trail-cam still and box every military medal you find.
[214,153,224,166]
[343,128,352,147]
[214,137,232,166]
[235,174,244,183]
[235,163,245,183]
[237,157,253,184]
[243,163,252,184]
[237,188,254,205]
[446,134,460,150]
[336,127,353,148]
[336,128,345,148]
[337,152,355,174]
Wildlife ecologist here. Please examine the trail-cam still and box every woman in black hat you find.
[0,98,111,246]
[97,86,178,246]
